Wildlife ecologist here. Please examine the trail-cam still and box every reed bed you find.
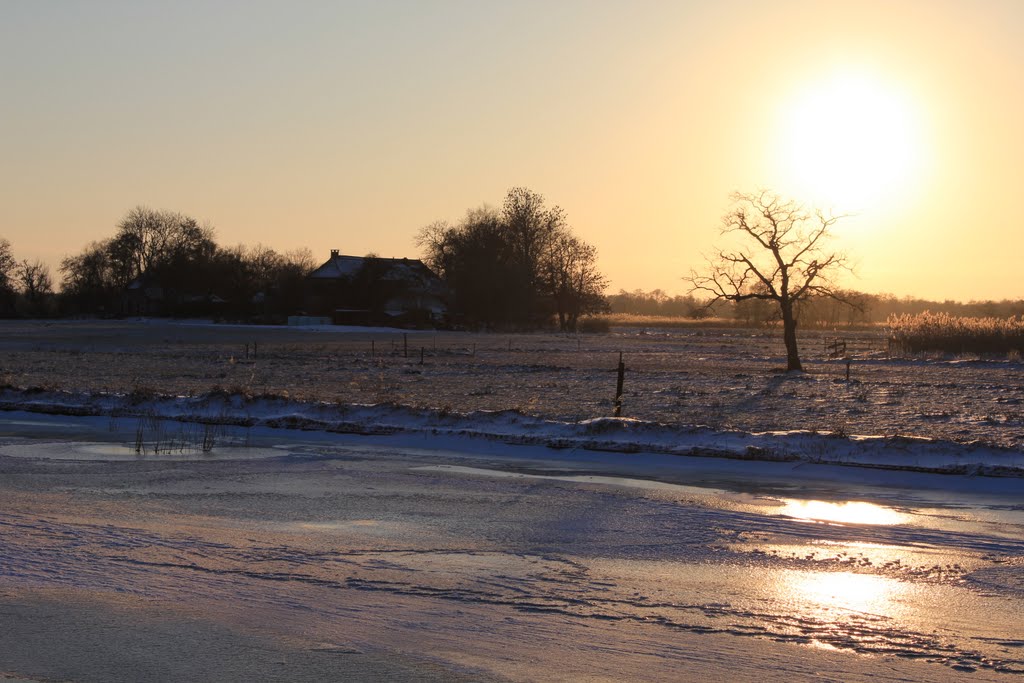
[887,311,1024,354]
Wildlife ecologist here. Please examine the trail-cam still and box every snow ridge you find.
[1,388,1022,477]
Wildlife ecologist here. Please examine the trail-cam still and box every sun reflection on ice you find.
[779,499,908,526]
[787,571,903,617]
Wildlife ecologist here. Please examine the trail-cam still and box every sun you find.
[777,70,924,213]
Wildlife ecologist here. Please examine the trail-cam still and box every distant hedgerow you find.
[887,311,1024,354]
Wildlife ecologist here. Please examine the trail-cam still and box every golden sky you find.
[2,0,1022,300]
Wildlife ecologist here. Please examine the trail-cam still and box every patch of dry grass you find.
[583,314,745,329]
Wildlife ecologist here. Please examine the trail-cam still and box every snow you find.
[2,388,1023,480]
[2,318,1024,479]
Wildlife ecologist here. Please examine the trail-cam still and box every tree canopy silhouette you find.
[417,188,607,330]
[59,207,315,319]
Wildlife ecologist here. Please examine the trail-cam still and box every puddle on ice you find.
[0,418,87,430]
[418,466,1024,548]
[279,519,418,538]
[414,464,753,500]
[0,441,287,461]
[416,466,919,525]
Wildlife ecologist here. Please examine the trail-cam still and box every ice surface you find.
[1,415,1023,680]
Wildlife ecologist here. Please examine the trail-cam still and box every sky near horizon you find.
[2,0,1022,301]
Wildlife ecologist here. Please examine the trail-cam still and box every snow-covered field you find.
[1,319,1023,474]
[2,320,1023,680]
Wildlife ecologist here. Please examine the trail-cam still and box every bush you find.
[577,316,611,333]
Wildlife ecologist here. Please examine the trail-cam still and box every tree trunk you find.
[781,303,802,371]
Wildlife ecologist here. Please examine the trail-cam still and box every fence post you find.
[614,352,625,417]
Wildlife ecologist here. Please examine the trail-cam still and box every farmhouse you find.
[305,249,448,326]
[123,273,227,318]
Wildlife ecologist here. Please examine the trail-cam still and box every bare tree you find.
[0,238,15,290]
[687,191,852,371]
[543,232,608,331]
[415,220,456,278]
[16,259,53,315]
[503,188,566,321]
[107,206,216,286]
[503,188,564,281]
[60,239,119,313]
[0,238,17,315]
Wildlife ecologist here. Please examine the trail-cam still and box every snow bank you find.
[1,387,1022,477]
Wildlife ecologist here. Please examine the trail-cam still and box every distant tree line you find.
[7,200,1023,330]
[606,290,711,319]
[609,288,1024,328]
[0,206,315,320]
[417,188,608,331]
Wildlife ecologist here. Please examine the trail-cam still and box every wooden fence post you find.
[614,352,625,417]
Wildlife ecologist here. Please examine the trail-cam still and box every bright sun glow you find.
[784,571,904,617]
[779,499,908,526]
[779,71,924,212]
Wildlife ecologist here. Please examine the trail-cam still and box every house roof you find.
[308,253,438,284]
[308,254,372,279]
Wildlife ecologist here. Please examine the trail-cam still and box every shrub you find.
[577,316,611,333]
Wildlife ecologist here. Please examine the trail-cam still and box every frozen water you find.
[1,414,1022,681]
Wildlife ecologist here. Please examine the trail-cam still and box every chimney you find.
[330,249,339,259]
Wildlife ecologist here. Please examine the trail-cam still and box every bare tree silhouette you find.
[0,238,17,315]
[688,191,853,371]
[16,259,53,314]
